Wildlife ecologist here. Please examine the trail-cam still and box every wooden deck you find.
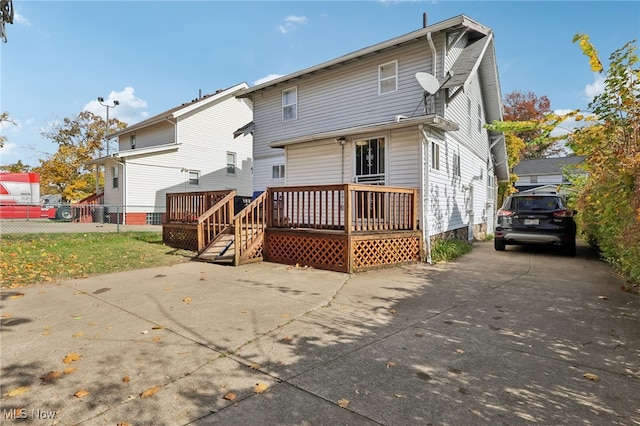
[163,184,422,273]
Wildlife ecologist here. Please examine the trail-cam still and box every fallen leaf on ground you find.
[3,386,29,397]
[338,398,350,408]
[249,363,261,370]
[584,373,600,381]
[281,313,289,318]
[89,322,97,326]
[72,332,84,338]
[122,376,131,383]
[455,349,466,355]
[223,392,237,401]
[74,389,90,398]
[63,353,82,364]
[153,337,161,342]
[141,330,149,335]
[598,296,608,300]
[282,336,293,343]
[116,423,131,426]
[140,386,161,398]
[183,297,192,305]
[63,368,76,375]
[1,313,13,318]
[152,325,164,330]
[389,309,397,314]
[40,371,61,383]
[254,383,268,394]
[8,293,25,299]
[386,361,396,368]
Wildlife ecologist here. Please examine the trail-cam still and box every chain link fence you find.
[0,204,164,235]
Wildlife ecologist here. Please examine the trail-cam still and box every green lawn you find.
[0,232,193,288]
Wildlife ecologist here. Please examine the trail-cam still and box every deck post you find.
[344,184,352,235]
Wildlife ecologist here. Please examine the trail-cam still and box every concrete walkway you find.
[1,242,639,425]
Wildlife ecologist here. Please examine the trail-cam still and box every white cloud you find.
[14,12,30,26]
[254,74,283,86]
[84,87,148,126]
[278,15,308,34]
[0,142,17,156]
[585,73,605,99]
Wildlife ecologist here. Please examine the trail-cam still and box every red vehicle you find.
[0,172,61,220]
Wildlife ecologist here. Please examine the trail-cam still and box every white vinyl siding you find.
[106,87,254,212]
[251,34,445,159]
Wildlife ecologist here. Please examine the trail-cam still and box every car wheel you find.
[562,240,577,257]
[494,238,506,251]
[55,206,72,221]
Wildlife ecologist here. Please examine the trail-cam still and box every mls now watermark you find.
[3,408,57,420]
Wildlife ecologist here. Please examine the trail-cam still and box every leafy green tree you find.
[569,34,639,290]
[33,111,127,202]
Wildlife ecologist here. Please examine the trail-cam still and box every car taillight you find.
[497,209,514,217]
[553,209,573,218]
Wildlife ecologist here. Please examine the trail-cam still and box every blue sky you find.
[1,1,638,167]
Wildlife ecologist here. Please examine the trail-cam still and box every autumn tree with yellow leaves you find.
[569,34,639,290]
[33,111,126,202]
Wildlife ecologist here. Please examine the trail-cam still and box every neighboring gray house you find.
[236,14,509,250]
[514,156,586,193]
[90,83,253,225]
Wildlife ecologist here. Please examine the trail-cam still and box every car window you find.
[514,196,560,211]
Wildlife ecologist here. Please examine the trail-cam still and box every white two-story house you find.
[91,83,253,225]
[236,14,509,254]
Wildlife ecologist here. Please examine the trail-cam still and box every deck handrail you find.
[267,184,417,233]
[232,191,268,265]
[166,190,232,224]
[72,192,104,222]
[196,191,236,252]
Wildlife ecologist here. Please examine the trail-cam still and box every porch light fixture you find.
[336,137,347,145]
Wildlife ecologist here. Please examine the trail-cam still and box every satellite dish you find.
[415,72,440,95]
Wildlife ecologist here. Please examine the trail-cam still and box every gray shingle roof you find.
[513,156,586,176]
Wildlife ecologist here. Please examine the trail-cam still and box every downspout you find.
[115,160,126,226]
[420,125,432,264]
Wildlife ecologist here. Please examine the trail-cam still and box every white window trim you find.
[378,60,398,95]
[112,165,119,189]
[453,152,461,177]
[227,152,237,175]
[272,164,285,180]
[282,86,298,122]
[188,170,200,186]
[431,141,441,171]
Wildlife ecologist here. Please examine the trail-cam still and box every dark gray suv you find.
[494,192,577,256]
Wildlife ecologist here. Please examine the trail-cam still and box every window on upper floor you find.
[282,87,297,122]
[188,171,200,185]
[272,165,285,179]
[378,60,398,95]
[477,103,483,133]
[431,141,440,171]
[227,152,237,175]
[130,134,136,149]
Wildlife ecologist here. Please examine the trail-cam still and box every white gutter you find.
[115,160,126,226]
[420,125,432,264]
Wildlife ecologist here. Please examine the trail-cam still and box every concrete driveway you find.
[1,241,639,425]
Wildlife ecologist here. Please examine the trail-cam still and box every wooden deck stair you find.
[198,232,235,264]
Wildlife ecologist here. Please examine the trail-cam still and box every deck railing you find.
[268,184,417,233]
[72,192,104,223]
[166,190,232,224]
[233,191,268,264]
[197,191,235,252]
